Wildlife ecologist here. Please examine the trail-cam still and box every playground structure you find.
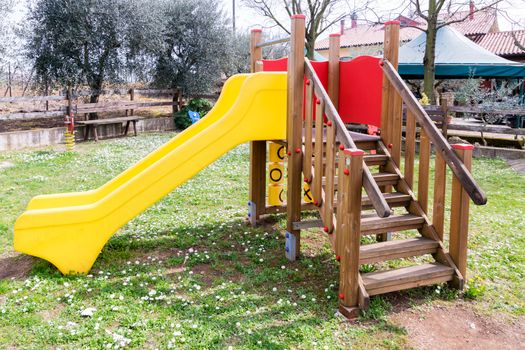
[247,16,486,317]
[13,15,486,318]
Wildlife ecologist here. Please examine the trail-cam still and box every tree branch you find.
[436,1,502,30]
[511,30,525,51]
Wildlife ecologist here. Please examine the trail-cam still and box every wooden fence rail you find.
[0,87,219,122]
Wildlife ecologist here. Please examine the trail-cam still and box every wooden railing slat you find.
[433,153,447,240]
[382,60,487,205]
[324,121,336,230]
[312,100,325,204]
[418,128,430,213]
[303,82,314,181]
[305,59,391,218]
[404,109,416,188]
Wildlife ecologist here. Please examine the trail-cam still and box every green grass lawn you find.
[0,133,523,349]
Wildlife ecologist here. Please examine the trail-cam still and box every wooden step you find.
[362,192,411,210]
[372,172,399,186]
[359,237,439,264]
[361,214,424,235]
[323,172,399,191]
[362,263,454,296]
[364,154,388,166]
[322,154,388,168]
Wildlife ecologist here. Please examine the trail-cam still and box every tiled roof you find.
[315,25,422,50]
[444,9,497,36]
[477,30,525,56]
[316,8,497,50]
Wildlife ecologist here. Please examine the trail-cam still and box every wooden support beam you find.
[338,149,364,314]
[449,144,473,283]
[249,28,262,73]
[248,28,267,226]
[380,20,400,146]
[328,34,340,108]
[285,15,306,259]
[322,33,340,232]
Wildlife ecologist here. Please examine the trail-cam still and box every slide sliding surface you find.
[26,74,249,210]
[14,72,287,274]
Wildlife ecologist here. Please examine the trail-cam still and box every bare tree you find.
[406,0,503,102]
[243,0,370,59]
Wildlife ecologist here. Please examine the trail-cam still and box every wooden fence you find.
[0,88,220,121]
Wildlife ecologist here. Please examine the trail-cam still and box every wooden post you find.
[130,88,135,116]
[328,34,340,107]
[7,63,12,98]
[248,28,266,226]
[440,97,449,137]
[45,81,49,112]
[171,89,179,116]
[449,144,473,282]
[338,149,364,317]
[378,21,400,242]
[66,86,72,117]
[380,21,400,148]
[249,28,262,73]
[285,15,306,260]
[323,33,340,232]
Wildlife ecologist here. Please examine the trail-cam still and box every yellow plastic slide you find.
[14,72,287,275]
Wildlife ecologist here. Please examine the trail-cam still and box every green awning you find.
[398,26,525,79]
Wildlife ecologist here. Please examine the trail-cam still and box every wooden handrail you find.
[381,60,487,206]
[305,59,391,218]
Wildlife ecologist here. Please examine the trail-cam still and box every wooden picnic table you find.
[76,116,145,142]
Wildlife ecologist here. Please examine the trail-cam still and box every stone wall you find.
[0,117,175,151]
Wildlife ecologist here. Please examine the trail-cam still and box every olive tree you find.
[25,0,144,113]
[148,0,235,94]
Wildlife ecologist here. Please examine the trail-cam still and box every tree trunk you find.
[423,0,438,104]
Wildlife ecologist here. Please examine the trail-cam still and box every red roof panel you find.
[477,30,525,56]
[316,8,497,51]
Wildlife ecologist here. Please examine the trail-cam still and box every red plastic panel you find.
[262,58,288,72]
[338,56,383,128]
[262,58,329,120]
[261,58,329,89]
[309,61,329,91]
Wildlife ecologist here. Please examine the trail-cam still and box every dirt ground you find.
[0,253,35,280]
[390,302,525,350]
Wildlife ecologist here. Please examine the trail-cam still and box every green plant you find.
[361,297,391,320]
[463,276,487,300]
[173,98,213,130]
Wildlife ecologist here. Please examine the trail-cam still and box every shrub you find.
[173,98,213,130]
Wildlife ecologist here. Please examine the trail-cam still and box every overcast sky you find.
[222,0,525,37]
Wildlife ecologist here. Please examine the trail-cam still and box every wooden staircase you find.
[313,136,460,315]
[295,57,486,318]
[249,16,486,319]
